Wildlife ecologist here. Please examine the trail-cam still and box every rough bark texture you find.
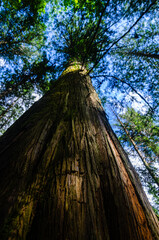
[0,63,159,240]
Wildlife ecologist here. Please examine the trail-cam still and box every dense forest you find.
[0,0,159,239]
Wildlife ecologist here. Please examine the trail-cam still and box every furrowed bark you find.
[0,63,159,240]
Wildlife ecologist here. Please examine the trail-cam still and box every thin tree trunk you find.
[0,62,159,240]
[127,51,159,60]
[0,97,19,120]
[113,109,159,187]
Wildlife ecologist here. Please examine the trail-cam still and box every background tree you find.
[110,106,159,216]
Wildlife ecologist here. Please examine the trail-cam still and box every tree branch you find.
[126,51,159,59]
[88,0,157,74]
[82,0,110,65]
[92,74,153,111]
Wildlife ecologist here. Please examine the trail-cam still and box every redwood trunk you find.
[0,63,159,240]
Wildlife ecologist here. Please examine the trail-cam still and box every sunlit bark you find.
[0,63,159,240]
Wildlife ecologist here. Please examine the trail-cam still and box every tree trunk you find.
[0,62,159,240]
[114,110,159,187]
[126,51,159,60]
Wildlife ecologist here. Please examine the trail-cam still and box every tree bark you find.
[0,62,159,240]
[127,51,159,60]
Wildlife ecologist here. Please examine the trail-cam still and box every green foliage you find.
[0,0,50,131]
[64,0,105,16]
[109,7,159,111]
[118,107,159,162]
[149,184,159,218]
[51,11,112,66]
[3,0,47,16]
[114,107,159,213]
[0,0,46,60]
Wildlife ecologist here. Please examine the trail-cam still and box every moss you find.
[0,194,34,240]
[61,62,82,77]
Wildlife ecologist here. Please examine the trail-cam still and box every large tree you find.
[0,0,159,239]
[0,62,159,239]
